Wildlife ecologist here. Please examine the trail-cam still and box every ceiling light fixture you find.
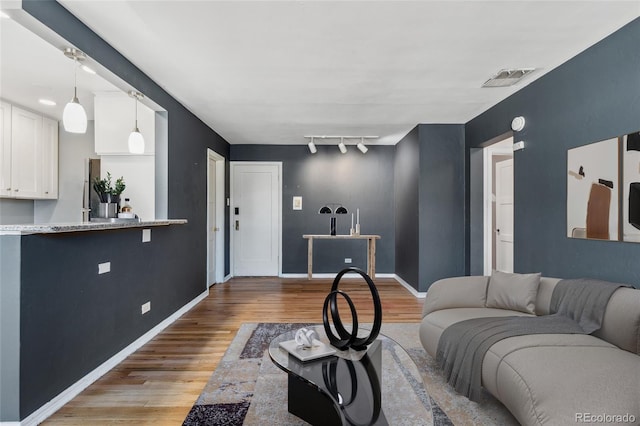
[304,135,378,154]
[308,136,317,154]
[127,91,145,154]
[38,99,56,106]
[357,137,368,154]
[482,68,535,88]
[338,138,347,154]
[62,47,88,134]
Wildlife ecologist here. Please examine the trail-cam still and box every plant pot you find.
[97,203,118,218]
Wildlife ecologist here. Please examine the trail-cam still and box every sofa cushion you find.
[593,287,640,355]
[422,276,489,317]
[419,307,531,358]
[486,271,541,314]
[481,334,616,398]
[485,337,640,425]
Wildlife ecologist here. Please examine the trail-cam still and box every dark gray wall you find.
[469,147,484,275]
[391,124,466,292]
[418,125,466,291]
[230,145,395,274]
[19,227,193,418]
[465,18,640,288]
[394,127,420,287]
[23,0,232,277]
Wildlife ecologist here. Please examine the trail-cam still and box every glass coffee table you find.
[269,326,432,425]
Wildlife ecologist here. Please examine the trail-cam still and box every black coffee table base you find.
[288,374,343,425]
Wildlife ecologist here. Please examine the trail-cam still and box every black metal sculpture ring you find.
[322,267,383,351]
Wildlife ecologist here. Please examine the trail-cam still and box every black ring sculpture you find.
[322,267,382,351]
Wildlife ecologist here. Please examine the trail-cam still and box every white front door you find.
[231,162,281,276]
[495,158,514,272]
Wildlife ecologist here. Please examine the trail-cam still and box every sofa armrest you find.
[422,276,490,318]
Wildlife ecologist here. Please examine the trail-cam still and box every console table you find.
[302,234,381,279]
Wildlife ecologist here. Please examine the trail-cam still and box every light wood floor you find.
[44,277,424,424]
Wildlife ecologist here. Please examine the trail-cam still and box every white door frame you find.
[207,148,226,286]
[483,137,513,275]
[230,161,282,277]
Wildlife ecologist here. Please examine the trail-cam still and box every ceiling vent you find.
[482,68,535,88]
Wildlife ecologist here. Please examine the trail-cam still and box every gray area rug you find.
[183,323,517,425]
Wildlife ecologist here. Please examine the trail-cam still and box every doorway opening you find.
[207,149,226,287]
[483,136,514,274]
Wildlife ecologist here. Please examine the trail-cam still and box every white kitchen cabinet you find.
[0,103,59,199]
[41,117,59,199]
[94,92,155,155]
[11,106,42,199]
[0,101,11,197]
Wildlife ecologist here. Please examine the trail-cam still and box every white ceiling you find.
[0,14,121,120]
[11,1,640,145]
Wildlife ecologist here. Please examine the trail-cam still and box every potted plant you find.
[93,172,126,217]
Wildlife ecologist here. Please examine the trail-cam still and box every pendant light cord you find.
[73,58,78,98]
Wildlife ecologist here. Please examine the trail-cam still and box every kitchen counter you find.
[0,219,187,235]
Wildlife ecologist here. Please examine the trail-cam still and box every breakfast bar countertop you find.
[0,219,188,235]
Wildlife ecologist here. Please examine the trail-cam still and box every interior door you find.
[207,155,217,286]
[495,158,514,272]
[232,162,280,276]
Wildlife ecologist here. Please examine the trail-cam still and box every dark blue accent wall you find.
[394,127,420,287]
[419,125,466,291]
[230,145,395,274]
[19,227,194,418]
[393,125,466,291]
[466,18,640,288]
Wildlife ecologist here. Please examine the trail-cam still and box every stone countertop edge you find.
[0,219,188,235]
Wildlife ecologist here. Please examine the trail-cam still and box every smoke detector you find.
[482,68,535,88]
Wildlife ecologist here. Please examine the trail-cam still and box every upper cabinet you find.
[0,102,58,200]
[94,92,155,155]
[0,101,11,197]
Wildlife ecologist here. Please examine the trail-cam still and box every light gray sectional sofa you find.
[419,275,640,426]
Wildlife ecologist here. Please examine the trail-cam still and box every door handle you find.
[235,220,239,230]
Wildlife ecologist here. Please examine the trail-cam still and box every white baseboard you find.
[280,273,396,279]
[223,274,232,282]
[18,290,209,426]
[393,274,427,299]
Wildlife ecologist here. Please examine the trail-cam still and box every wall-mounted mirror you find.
[567,131,640,242]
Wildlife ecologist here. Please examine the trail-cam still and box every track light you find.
[304,135,378,154]
[308,137,317,154]
[338,138,347,154]
[357,137,368,153]
[62,48,88,134]
[128,91,145,154]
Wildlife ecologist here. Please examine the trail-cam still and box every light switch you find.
[142,229,151,243]
[141,301,151,314]
[98,262,111,274]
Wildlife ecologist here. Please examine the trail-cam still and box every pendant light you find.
[127,91,145,154]
[62,48,88,134]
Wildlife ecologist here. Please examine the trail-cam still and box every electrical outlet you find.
[345,258,352,264]
[142,229,151,243]
[141,301,151,314]
[98,262,111,274]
